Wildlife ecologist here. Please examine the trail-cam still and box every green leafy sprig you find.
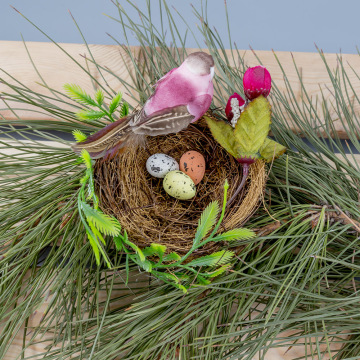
[113,180,256,293]
[64,84,129,123]
[77,148,122,267]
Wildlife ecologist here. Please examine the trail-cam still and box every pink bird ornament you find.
[243,65,271,101]
[72,52,215,159]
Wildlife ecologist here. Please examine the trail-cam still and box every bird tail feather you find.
[72,114,135,160]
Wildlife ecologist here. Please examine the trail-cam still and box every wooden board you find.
[1,41,360,138]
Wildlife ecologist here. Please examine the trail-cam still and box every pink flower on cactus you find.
[225,92,245,127]
[243,66,271,100]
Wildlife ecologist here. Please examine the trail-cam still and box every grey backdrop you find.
[1,0,359,54]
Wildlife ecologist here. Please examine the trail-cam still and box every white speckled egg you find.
[146,153,179,178]
[163,171,196,200]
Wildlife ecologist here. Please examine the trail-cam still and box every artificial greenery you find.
[64,84,129,123]
[1,1,360,359]
[205,96,286,163]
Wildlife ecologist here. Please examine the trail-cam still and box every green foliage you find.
[206,96,282,163]
[77,149,125,267]
[76,109,107,121]
[79,201,120,237]
[72,129,87,142]
[109,92,122,114]
[233,96,272,159]
[259,137,287,161]
[64,84,129,123]
[194,201,220,244]
[212,228,256,241]
[64,83,98,107]
[120,101,130,117]
[186,250,234,267]
[204,116,237,157]
[111,180,253,292]
[95,89,104,106]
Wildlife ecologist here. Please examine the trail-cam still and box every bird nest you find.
[94,117,266,257]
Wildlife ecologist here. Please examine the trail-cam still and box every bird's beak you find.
[210,67,215,79]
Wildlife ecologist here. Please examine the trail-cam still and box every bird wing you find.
[71,114,134,159]
[131,105,195,136]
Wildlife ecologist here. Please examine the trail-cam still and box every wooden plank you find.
[1,41,360,138]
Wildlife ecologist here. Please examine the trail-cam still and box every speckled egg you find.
[179,151,206,185]
[146,153,179,178]
[163,171,196,200]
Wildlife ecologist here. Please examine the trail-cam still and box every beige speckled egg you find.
[163,171,196,200]
[179,151,206,185]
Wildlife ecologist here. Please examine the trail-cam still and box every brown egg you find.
[179,151,206,185]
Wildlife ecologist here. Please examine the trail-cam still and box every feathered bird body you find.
[72,52,214,159]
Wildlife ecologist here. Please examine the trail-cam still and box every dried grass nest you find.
[94,117,267,257]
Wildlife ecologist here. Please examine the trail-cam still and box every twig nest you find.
[94,117,266,256]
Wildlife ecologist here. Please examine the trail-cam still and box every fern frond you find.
[80,201,120,236]
[76,109,106,120]
[109,93,122,114]
[163,252,181,262]
[72,129,87,142]
[204,264,231,278]
[80,149,92,170]
[142,243,167,258]
[120,102,129,117]
[95,89,104,106]
[212,228,256,242]
[63,83,97,106]
[186,250,234,267]
[87,231,101,266]
[194,201,220,244]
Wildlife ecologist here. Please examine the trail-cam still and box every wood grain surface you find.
[1,41,360,138]
[1,41,359,359]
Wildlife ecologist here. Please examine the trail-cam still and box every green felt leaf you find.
[76,109,106,120]
[63,83,97,107]
[194,201,220,244]
[109,93,122,114]
[72,129,87,142]
[95,89,104,106]
[186,250,234,268]
[204,115,237,158]
[259,137,287,162]
[212,228,256,242]
[234,96,272,159]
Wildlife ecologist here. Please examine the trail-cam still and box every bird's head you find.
[183,52,214,78]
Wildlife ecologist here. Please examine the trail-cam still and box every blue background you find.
[1,0,358,53]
